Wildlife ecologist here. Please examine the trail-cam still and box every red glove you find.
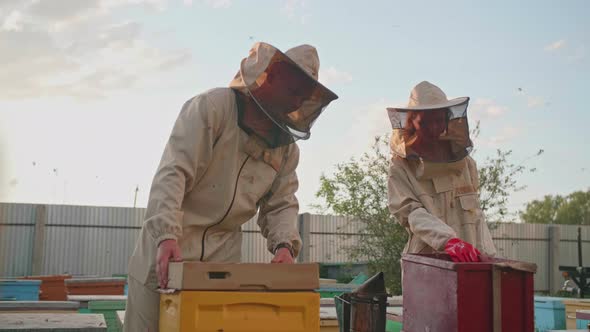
[444,238,481,262]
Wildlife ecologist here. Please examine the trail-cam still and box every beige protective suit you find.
[125,43,337,332]
[125,41,338,331]
[388,151,497,256]
[124,87,302,331]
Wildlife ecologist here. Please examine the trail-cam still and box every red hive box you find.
[21,275,71,301]
[65,277,125,296]
[401,254,536,332]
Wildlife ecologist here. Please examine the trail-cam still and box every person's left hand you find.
[271,247,294,264]
[444,238,481,262]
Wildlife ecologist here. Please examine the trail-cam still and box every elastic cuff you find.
[155,234,178,247]
[273,243,295,257]
[408,208,457,251]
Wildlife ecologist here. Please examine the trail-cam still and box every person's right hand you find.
[444,238,481,262]
[156,239,183,289]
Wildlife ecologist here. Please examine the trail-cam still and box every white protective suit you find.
[386,81,497,257]
[125,43,338,331]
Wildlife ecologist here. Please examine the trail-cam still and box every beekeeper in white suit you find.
[125,42,338,331]
[387,81,497,263]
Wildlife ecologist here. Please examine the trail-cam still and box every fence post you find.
[31,204,47,276]
[298,213,311,263]
[548,225,561,295]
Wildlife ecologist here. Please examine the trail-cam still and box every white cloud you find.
[282,0,300,17]
[545,39,566,52]
[28,0,101,21]
[542,38,586,63]
[300,13,310,25]
[344,99,401,153]
[0,28,80,98]
[0,0,30,11]
[319,66,353,85]
[567,45,586,62]
[527,95,546,108]
[204,0,231,8]
[0,2,191,100]
[362,100,396,137]
[100,0,169,11]
[281,0,309,23]
[488,126,520,145]
[515,88,549,109]
[66,21,143,54]
[36,44,192,100]
[1,10,23,31]
[470,98,509,120]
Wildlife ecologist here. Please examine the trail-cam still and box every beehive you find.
[66,278,125,296]
[402,253,536,332]
[563,299,590,329]
[0,313,106,331]
[87,300,126,332]
[21,275,71,301]
[0,280,41,301]
[0,301,79,314]
[160,291,319,332]
[161,262,320,332]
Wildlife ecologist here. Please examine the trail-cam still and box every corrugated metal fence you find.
[1,203,588,293]
[307,214,363,263]
[0,203,144,277]
[42,205,144,277]
[0,203,36,277]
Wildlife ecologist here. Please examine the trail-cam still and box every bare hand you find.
[271,247,294,264]
[156,239,183,289]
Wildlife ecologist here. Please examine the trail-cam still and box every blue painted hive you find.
[0,279,41,301]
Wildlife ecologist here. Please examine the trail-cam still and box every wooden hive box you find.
[65,278,125,296]
[402,253,536,332]
[563,299,590,329]
[167,262,319,291]
[21,275,72,301]
[0,280,41,301]
[0,301,79,314]
[160,262,321,332]
[0,313,106,331]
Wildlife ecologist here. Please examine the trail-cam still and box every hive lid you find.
[576,309,590,320]
[167,262,319,291]
[534,296,567,309]
[21,275,72,281]
[0,280,41,285]
[0,313,106,330]
[0,301,79,310]
[65,278,125,284]
[88,300,126,311]
[402,253,537,273]
[67,295,127,302]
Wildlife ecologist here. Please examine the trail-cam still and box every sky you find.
[0,0,589,219]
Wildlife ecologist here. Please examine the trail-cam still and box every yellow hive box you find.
[160,291,320,332]
[563,299,590,329]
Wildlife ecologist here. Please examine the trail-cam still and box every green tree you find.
[521,189,590,225]
[314,136,407,294]
[519,195,564,224]
[315,131,541,294]
[478,149,543,223]
[556,190,590,225]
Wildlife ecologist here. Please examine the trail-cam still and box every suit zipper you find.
[199,155,250,261]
